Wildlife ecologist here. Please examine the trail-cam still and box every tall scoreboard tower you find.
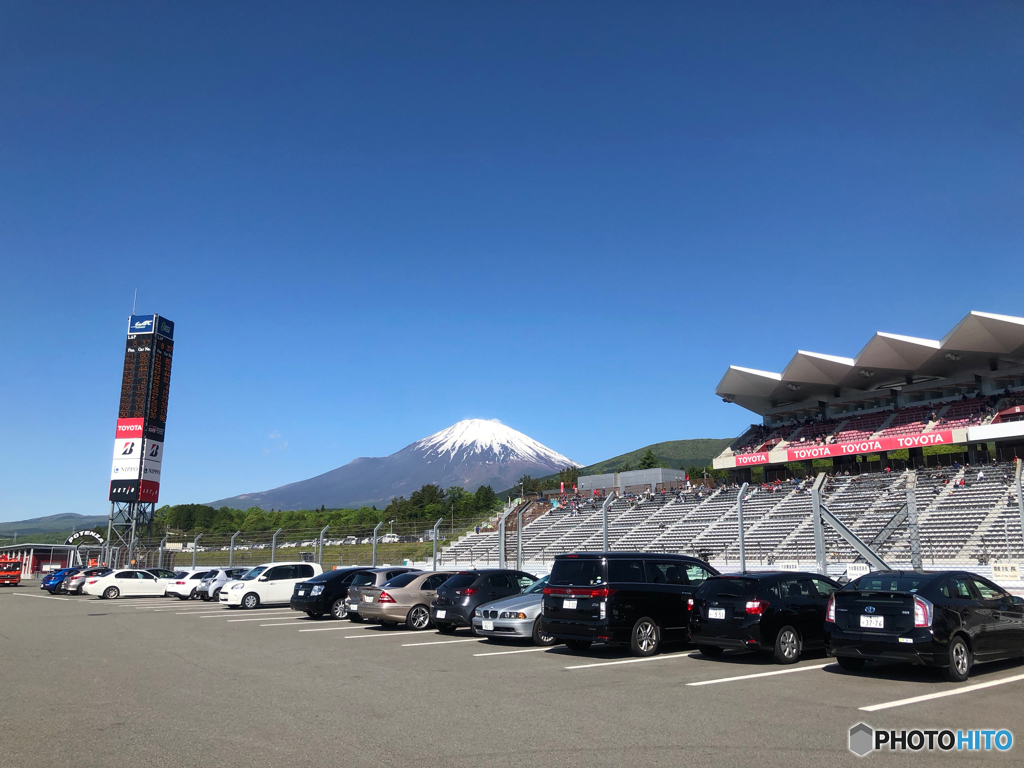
[106,314,175,562]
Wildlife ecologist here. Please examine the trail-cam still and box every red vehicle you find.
[0,558,22,586]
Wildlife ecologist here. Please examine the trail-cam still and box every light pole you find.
[191,533,203,570]
[432,517,443,570]
[371,521,384,567]
[389,519,395,534]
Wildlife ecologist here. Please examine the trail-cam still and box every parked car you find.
[165,570,214,599]
[540,552,718,656]
[196,568,249,601]
[41,567,82,594]
[83,569,166,599]
[346,567,421,621]
[690,572,840,663]
[472,575,555,645]
[380,533,400,544]
[143,568,181,596]
[220,562,323,609]
[356,571,456,629]
[431,569,538,634]
[64,567,112,595]
[825,569,1024,682]
[342,537,358,546]
[290,567,371,619]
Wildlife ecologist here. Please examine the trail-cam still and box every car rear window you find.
[549,559,604,586]
[442,574,478,589]
[382,573,419,588]
[696,577,759,600]
[850,575,929,593]
[350,572,377,587]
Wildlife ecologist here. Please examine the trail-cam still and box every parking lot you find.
[2,586,1022,768]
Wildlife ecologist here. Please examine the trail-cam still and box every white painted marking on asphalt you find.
[565,652,695,670]
[227,614,305,622]
[12,593,71,601]
[474,647,553,657]
[686,663,831,686]
[174,610,230,615]
[859,672,1024,712]
[402,638,482,647]
[344,631,422,639]
[298,625,370,632]
[259,622,314,627]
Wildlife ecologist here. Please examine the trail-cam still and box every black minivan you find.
[540,552,718,656]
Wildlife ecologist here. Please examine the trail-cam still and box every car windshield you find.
[696,577,759,600]
[307,569,351,583]
[850,574,930,593]
[350,572,377,587]
[523,576,549,594]
[441,574,478,589]
[549,559,604,586]
[382,573,419,588]
[238,566,267,581]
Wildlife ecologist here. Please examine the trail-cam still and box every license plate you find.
[481,620,494,631]
[435,610,446,619]
[709,608,726,620]
[860,615,884,629]
[298,590,306,596]
[363,594,373,603]
[563,599,577,609]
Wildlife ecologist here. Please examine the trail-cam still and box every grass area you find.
[163,540,463,571]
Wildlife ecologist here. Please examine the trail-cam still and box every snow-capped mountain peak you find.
[414,419,580,468]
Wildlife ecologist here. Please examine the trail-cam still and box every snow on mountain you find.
[208,419,579,511]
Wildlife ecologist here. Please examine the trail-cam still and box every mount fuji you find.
[208,420,580,511]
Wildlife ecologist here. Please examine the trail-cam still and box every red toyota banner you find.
[785,431,954,462]
[734,452,770,466]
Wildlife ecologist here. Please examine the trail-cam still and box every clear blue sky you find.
[2,2,1022,522]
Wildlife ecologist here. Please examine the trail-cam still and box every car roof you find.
[708,571,833,580]
[553,551,707,562]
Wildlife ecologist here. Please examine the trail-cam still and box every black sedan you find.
[430,569,538,634]
[825,570,1024,682]
[690,572,840,664]
[289,567,368,619]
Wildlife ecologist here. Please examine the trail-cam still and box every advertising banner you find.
[784,431,954,462]
[110,459,141,481]
[734,452,770,467]
[139,480,160,503]
[128,314,156,335]
[115,418,145,439]
[109,479,139,502]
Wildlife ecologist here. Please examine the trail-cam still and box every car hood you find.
[478,593,542,613]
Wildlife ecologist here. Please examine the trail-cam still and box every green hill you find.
[575,438,732,475]
[0,513,108,537]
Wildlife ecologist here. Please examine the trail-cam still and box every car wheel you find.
[564,639,592,652]
[331,598,348,620]
[211,588,221,602]
[103,586,120,600]
[697,644,724,657]
[349,612,365,623]
[773,626,801,664]
[836,656,865,672]
[189,588,198,600]
[944,636,972,682]
[630,617,661,657]
[306,611,324,619]
[407,605,431,630]
[532,619,557,646]
[241,592,260,610]
[435,622,457,635]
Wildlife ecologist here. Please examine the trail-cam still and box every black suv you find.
[690,572,840,664]
[290,567,370,619]
[540,552,718,656]
[431,569,538,634]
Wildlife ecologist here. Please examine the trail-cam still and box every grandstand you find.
[436,312,1024,581]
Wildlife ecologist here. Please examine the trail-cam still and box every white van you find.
[219,561,323,609]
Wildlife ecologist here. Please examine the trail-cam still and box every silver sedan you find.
[472,576,556,646]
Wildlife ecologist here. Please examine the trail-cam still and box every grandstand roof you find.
[717,311,1024,415]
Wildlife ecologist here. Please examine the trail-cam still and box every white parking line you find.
[298,625,369,632]
[474,647,552,657]
[565,652,695,670]
[686,663,831,686]
[402,638,482,647]
[12,593,71,601]
[345,631,423,639]
[860,672,1024,712]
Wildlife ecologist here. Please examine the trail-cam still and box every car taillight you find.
[378,591,396,603]
[454,587,477,596]
[175,581,186,585]
[913,595,933,628]
[826,594,835,623]
[87,580,99,584]
[687,598,694,609]
[542,586,616,598]
[745,599,769,615]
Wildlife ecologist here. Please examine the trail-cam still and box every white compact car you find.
[83,569,167,599]
[166,570,213,600]
[220,562,323,609]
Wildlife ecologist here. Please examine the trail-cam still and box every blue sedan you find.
[40,568,81,594]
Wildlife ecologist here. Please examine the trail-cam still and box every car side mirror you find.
[258,576,269,582]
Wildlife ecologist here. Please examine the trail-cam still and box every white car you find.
[83,569,166,599]
[220,562,323,609]
[166,570,214,600]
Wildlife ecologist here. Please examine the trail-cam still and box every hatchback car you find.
[346,567,421,621]
[825,569,1024,682]
[221,562,323,609]
[540,552,718,656]
[83,569,166,599]
[356,571,456,630]
[472,575,555,645]
[196,568,249,601]
[690,572,840,663]
[431,569,538,634]
[41,568,82,594]
[290,567,371,619]
[166,570,213,600]
[65,567,112,595]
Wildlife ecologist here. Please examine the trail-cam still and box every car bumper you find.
[220,589,244,605]
[430,606,471,626]
[825,628,945,666]
[540,617,617,643]
[359,603,410,622]
[472,617,534,639]
[166,588,191,598]
[290,594,330,613]
[690,620,766,650]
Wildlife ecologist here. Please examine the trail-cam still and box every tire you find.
[836,656,865,672]
[177,594,190,601]
[532,619,557,646]
[564,639,592,652]
[241,592,260,610]
[630,617,661,657]
[944,636,972,682]
[211,588,221,602]
[189,588,198,600]
[407,605,431,631]
[773,626,801,664]
[331,598,348,620]
[698,644,724,657]
[435,622,457,635]
[103,586,120,600]
[349,612,365,623]
[306,611,324,619]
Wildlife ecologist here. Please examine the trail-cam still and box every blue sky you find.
[2,2,1022,522]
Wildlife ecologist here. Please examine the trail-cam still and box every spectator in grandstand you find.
[977,469,985,482]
